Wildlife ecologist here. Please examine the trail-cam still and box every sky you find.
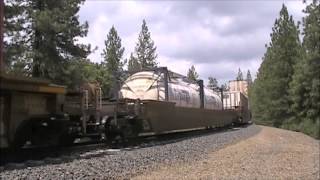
[77,0,306,84]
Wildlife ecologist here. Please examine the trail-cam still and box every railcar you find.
[0,73,114,149]
[0,73,68,149]
[105,67,250,139]
[0,67,251,149]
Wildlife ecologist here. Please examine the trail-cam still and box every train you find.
[0,67,251,149]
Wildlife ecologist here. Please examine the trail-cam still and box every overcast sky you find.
[78,0,306,84]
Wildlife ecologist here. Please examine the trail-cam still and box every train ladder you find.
[81,90,89,134]
[95,88,102,124]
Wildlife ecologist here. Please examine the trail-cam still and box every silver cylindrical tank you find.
[120,71,222,110]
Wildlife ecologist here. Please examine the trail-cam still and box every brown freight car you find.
[0,73,68,148]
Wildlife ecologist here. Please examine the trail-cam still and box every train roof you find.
[128,68,199,84]
[0,72,66,94]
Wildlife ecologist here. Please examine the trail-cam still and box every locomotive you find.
[0,67,250,149]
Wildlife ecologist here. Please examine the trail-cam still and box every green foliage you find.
[95,62,111,97]
[101,26,125,97]
[236,68,243,81]
[207,77,219,91]
[4,0,30,75]
[102,26,125,75]
[251,2,319,139]
[286,0,320,139]
[4,0,91,86]
[250,4,302,128]
[64,59,102,90]
[131,19,158,70]
[63,60,112,98]
[187,65,199,81]
[128,53,141,73]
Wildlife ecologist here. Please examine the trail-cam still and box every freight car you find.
[0,73,68,149]
[0,73,112,149]
[107,67,250,139]
[0,67,250,149]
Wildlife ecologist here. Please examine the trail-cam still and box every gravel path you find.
[135,126,320,180]
[0,125,259,179]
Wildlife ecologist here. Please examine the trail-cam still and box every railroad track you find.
[0,124,247,171]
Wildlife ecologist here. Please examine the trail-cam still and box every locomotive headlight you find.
[42,122,48,127]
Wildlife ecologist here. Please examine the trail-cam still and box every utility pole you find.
[0,0,4,73]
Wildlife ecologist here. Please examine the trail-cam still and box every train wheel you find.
[12,120,32,149]
[58,135,75,147]
[104,122,118,144]
[12,134,29,150]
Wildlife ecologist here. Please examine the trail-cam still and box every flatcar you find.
[106,67,250,139]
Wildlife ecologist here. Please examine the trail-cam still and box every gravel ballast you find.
[0,125,260,179]
[135,126,320,180]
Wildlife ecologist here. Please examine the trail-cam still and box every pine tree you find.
[236,68,243,81]
[250,4,302,127]
[128,53,141,73]
[288,0,320,138]
[101,26,125,97]
[133,19,158,70]
[4,0,90,85]
[102,26,125,75]
[4,0,31,75]
[66,59,102,90]
[246,70,252,84]
[207,77,219,91]
[187,65,199,81]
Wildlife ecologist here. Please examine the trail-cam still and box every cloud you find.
[78,0,306,83]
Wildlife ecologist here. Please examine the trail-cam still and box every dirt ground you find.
[133,126,320,180]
